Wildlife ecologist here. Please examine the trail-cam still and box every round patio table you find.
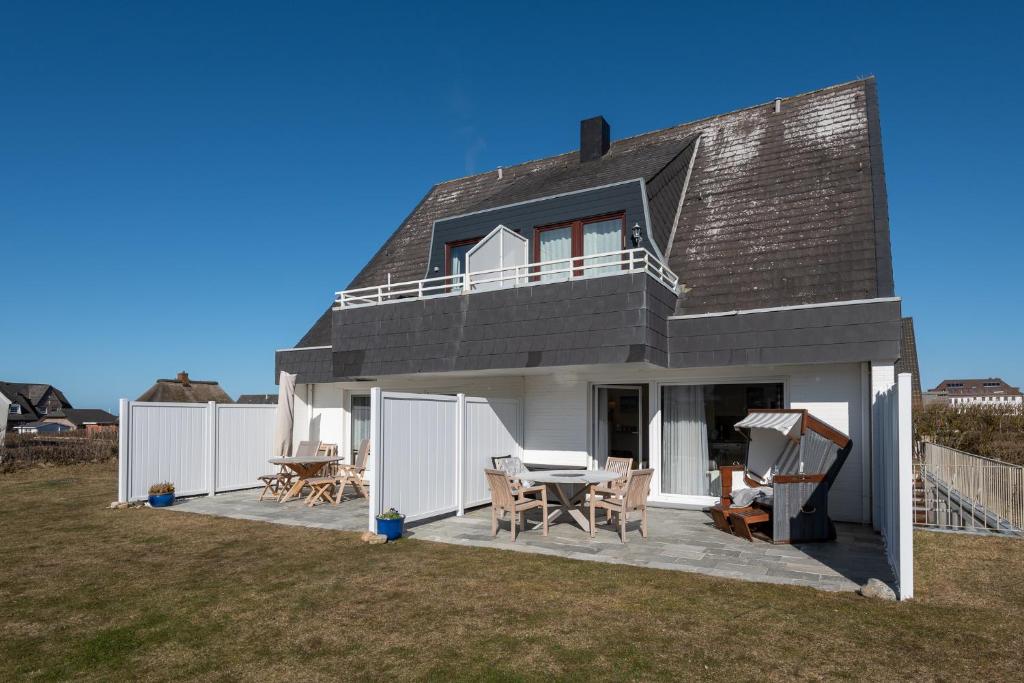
[268,456,342,503]
[524,469,622,533]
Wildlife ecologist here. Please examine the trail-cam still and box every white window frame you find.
[649,376,789,507]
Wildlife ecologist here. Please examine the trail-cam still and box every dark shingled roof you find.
[296,78,895,347]
[0,381,73,425]
[47,408,119,426]
[136,378,233,404]
[236,394,277,404]
[895,317,922,409]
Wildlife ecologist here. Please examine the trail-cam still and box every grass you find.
[2,463,1023,681]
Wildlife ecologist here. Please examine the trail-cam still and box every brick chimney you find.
[176,371,191,387]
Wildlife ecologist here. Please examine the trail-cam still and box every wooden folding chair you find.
[335,438,371,503]
[258,439,320,501]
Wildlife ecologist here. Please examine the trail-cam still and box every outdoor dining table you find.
[268,456,342,503]
[522,469,622,533]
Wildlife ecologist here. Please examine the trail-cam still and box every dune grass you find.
[1,462,1022,681]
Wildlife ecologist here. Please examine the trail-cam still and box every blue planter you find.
[376,515,405,540]
[148,492,175,508]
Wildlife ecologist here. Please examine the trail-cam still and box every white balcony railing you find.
[335,248,678,309]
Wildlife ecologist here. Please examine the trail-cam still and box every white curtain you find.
[538,227,571,282]
[661,385,710,495]
[583,218,621,277]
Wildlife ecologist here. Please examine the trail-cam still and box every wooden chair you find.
[592,456,633,501]
[590,468,653,542]
[484,468,548,541]
[304,439,369,507]
[491,455,537,499]
[336,438,371,502]
[258,439,320,502]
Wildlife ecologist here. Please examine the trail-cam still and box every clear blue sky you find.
[2,2,1022,412]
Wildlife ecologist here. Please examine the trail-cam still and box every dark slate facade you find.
[276,276,902,383]
[425,180,654,278]
[327,274,671,378]
[667,299,902,368]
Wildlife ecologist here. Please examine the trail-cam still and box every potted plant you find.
[375,507,405,540]
[148,482,175,507]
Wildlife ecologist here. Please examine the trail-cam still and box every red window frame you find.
[444,237,482,277]
[532,212,626,278]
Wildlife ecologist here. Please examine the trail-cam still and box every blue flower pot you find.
[148,492,175,508]
[376,515,405,540]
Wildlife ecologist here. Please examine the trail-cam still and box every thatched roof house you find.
[136,372,233,404]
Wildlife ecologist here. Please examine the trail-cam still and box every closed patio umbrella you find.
[0,392,10,447]
[273,371,296,457]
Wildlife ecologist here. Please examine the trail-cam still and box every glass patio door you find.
[537,226,572,282]
[350,394,370,463]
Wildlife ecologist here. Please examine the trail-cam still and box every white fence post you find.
[897,373,914,600]
[456,393,466,516]
[368,387,382,532]
[117,398,129,502]
[206,401,217,497]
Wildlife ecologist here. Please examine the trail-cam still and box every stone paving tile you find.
[168,490,892,593]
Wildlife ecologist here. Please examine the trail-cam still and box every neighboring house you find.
[924,378,1023,407]
[42,408,119,434]
[236,394,277,404]
[14,421,71,434]
[0,381,74,431]
[276,78,907,525]
[894,318,922,410]
[136,372,233,404]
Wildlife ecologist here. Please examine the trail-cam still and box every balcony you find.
[335,248,678,310]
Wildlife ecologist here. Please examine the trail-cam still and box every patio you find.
[168,491,893,593]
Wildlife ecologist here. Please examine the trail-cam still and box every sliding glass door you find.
[350,394,370,462]
[537,226,572,282]
[660,383,784,497]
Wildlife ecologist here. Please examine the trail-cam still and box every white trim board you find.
[668,296,902,320]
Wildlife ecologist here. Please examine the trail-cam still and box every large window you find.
[534,213,624,282]
[661,383,784,497]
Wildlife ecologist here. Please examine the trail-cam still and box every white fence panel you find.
[126,402,209,500]
[463,397,523,508]
[119,400,278,502]
[376,391,460,523]
[873,373,914,600]
[215,404,278,492]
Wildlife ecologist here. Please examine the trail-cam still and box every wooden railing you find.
[334,248,678,309]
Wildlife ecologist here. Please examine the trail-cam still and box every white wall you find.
[309,383,344,450]
[523,374,589,467]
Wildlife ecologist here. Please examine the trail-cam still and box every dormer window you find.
[9,403,20,415]
[534,213,625,282]
[38,405,48,415]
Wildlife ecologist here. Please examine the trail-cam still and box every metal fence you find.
[914,443,1024,534]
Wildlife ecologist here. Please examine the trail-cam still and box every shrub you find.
[0,431,118,474]
[148,482,175,495]
[915,403,1024,466]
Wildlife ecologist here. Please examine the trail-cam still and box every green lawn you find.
[2,462,1022,681]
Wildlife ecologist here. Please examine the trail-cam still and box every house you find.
[924,378,1022,407]
[14,421,71,435]
[0,381,74,431]
[275,78,906,527]
[42,408,119,434]
[136,372,233,404]
[236,394,277,404]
